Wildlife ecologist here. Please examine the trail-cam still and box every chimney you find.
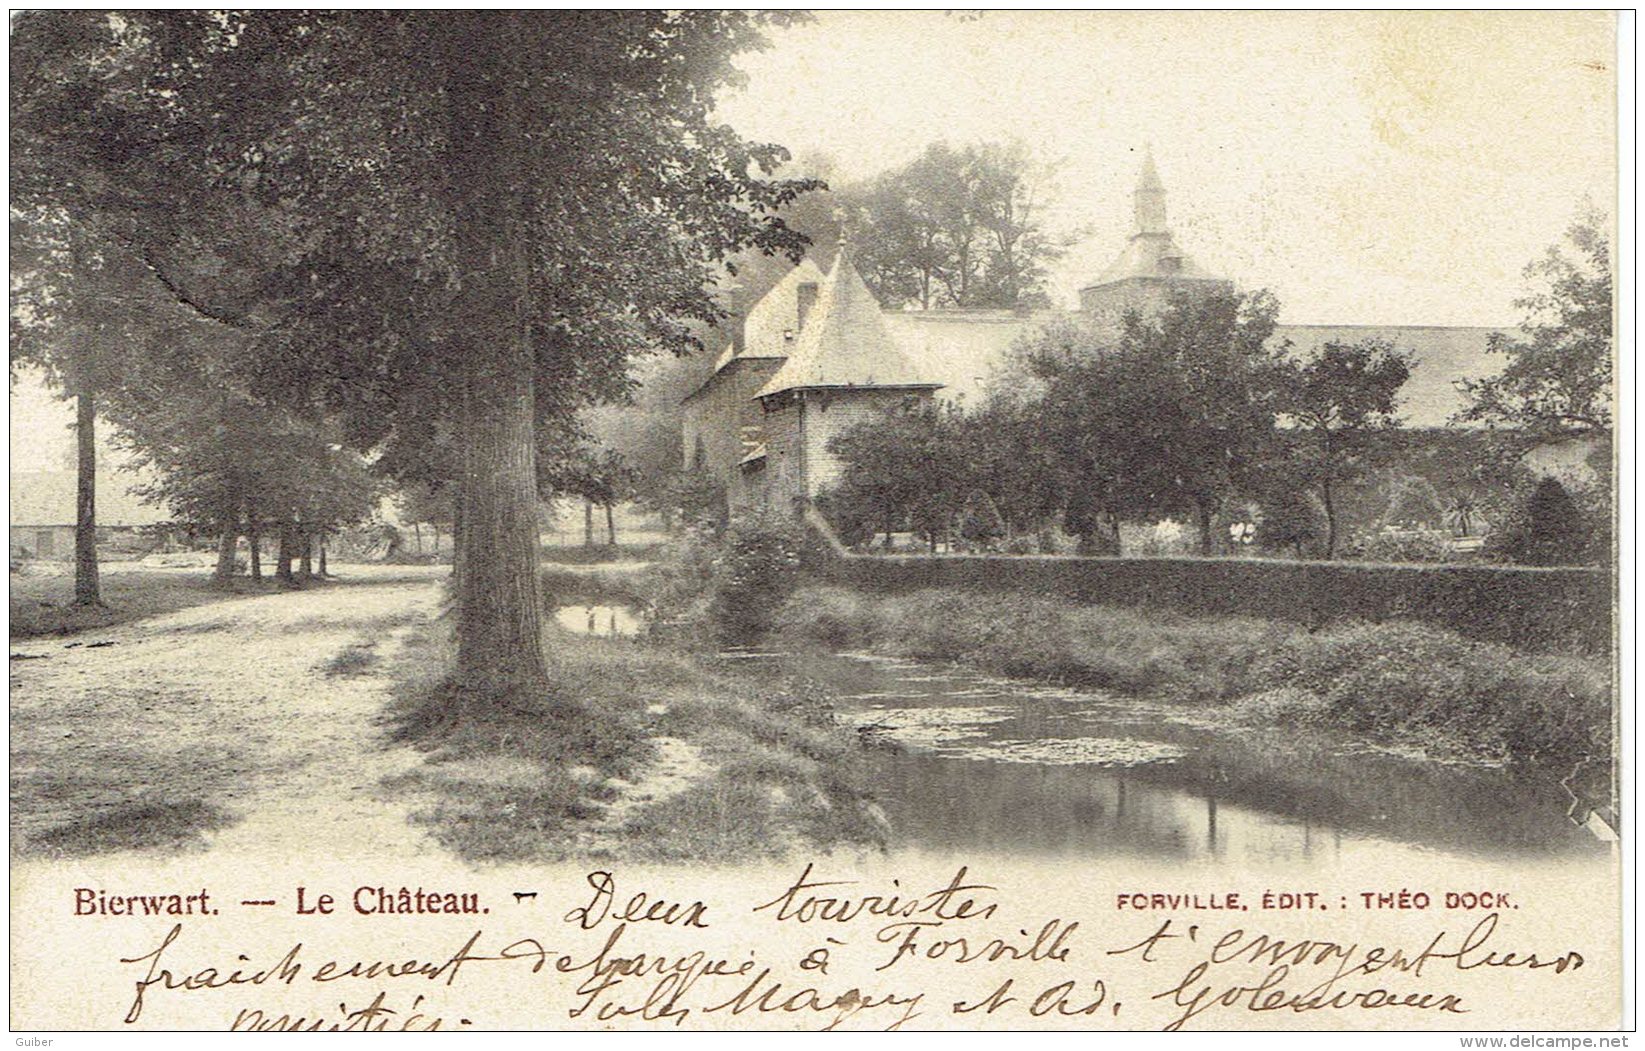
[796,282,819,333]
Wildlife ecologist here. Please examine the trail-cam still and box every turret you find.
[1134,147,1168,236]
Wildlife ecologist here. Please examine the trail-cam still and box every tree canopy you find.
[844,140,1071,311]
[1457,206,1613,436]
[12,11,822,693]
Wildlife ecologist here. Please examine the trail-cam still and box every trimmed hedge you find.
[821,554,1611,654]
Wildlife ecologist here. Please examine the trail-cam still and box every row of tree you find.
[12,11,818,697]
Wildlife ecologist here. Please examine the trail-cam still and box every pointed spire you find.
[1137,144,1164,191]
[1134,146,1168,236]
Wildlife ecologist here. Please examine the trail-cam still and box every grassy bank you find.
[384,618,884,862]
[772,585,1612,782]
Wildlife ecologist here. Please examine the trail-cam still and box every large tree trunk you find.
[604,502,616,546]
[445,16,549,695]
[214,523,238,583]
[72,392,101,606]
[1195,500,1214,556]
[275,521,296,584]
[584,498,595,548]
[450,485,465,595]
[298,527,314,580]
[247,514,263,581]
[318,533,329,578]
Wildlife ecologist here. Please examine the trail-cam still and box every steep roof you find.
[1085,232,1225,288]
[1085,150,1225,291]
[741,257,827,361]
[755,251,941,398]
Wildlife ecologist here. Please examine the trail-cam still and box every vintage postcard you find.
[8,10,1629,1035]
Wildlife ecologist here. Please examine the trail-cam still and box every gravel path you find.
[10,572,451,864]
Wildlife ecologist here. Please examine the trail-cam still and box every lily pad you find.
[944,736,1187,767]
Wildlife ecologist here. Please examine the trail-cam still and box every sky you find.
[11,11,1620,475]
[715,10,1618,326]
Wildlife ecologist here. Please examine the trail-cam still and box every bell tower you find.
[1078,148,1231,322]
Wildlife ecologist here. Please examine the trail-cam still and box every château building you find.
[681,152,1509,516]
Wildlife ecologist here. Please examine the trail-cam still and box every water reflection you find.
[730,650,1608,864]
[554,604,641,637]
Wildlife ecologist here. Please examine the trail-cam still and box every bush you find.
[813,489,878,549]
[1260,621,1610,768]
[1486,477,1603,566]
[1340,528,1458,564]
[771,584,1612,772]
[705,510,812,643]
[1255,487,1326,558]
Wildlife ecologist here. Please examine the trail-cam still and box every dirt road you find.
[10,568,451,864]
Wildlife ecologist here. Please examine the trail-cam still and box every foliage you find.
[820,399,967,549]
[544,444,637,511]
[1255,485,1327,558]
[1338,528,1459,565]
[706,509,811,642]
[843,139,1072,310]
[1485,477,1602,567]
[1277,338,1413,556]
[1015,289,1287,553]
[1456,206,1613,435]
[773,585,1610,771]
[1261,621,1608,768]
[11,11,824,690]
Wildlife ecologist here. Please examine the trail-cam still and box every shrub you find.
[1260,621,1610,767]
[1486,477,1603,566]
[1340,527,1458,564]
[705,510,810,643]
[771,583,1612,773]
[1255,487,1326,558]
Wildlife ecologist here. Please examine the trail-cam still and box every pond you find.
[553,604,643,638]
[556,606,1609,864]
[740,650,1611,865]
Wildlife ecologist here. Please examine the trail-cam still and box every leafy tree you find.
[956,395,1068,549]
[821,401,965,550]
[9,232,156,605]
[1255,485,1326,559]
[1457,206,1613,436]
[1278,338,1413,556]
[545,446,638,547]
[651,467,730,534]
[104,324,379,584]
[846,140,1070,310]
[13,12,819,698]
[1017,292,1287,553]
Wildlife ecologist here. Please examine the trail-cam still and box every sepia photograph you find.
[8,9,1627,1034]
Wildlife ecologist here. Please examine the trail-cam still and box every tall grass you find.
[384,618,884,862]
[773,585,1612,774]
